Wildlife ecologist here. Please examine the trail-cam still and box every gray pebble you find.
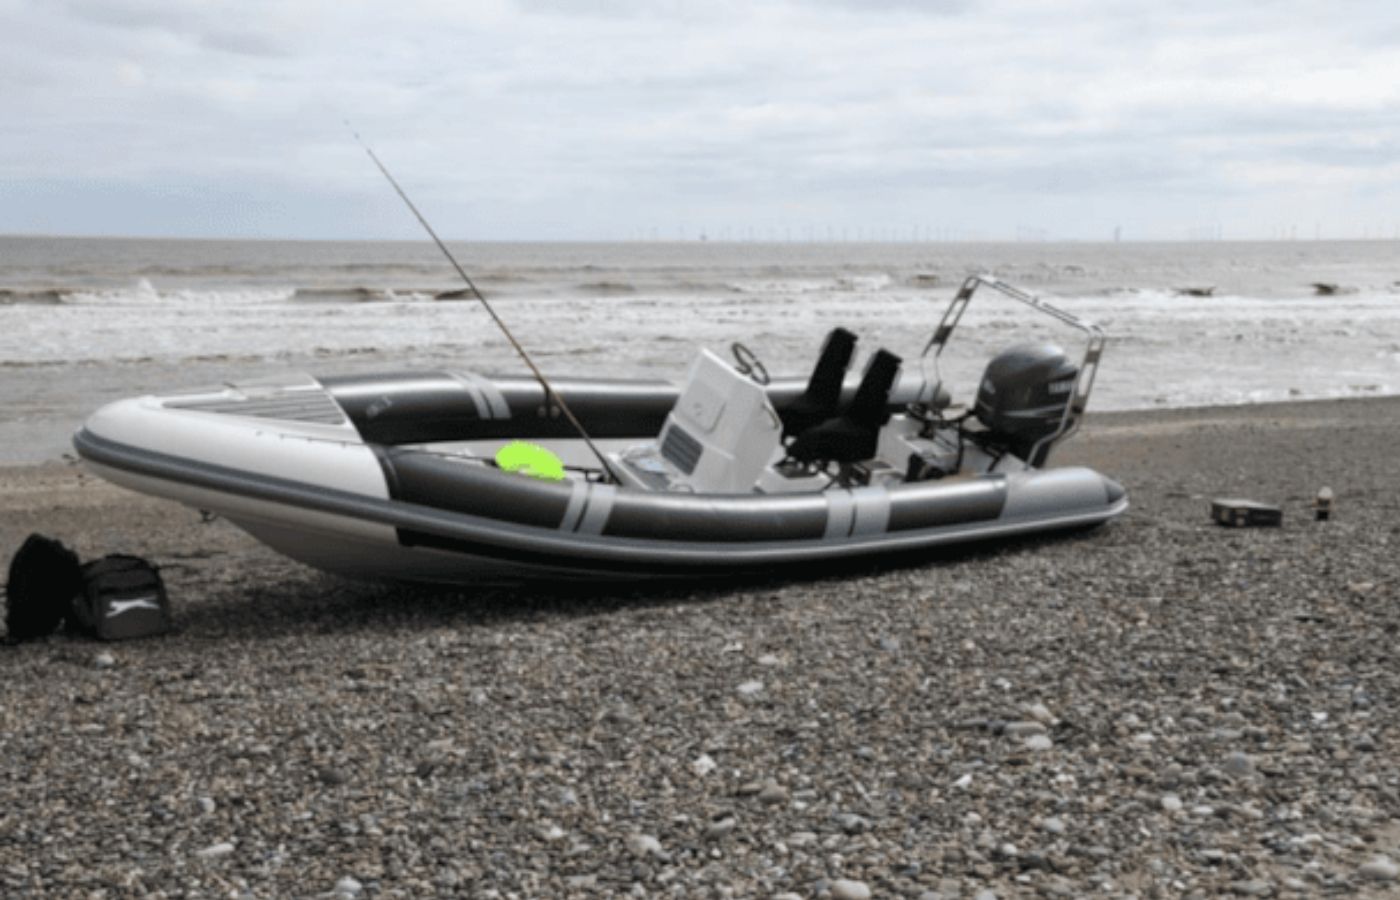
[835,812,870,834]
[758,780,788,805]
[1359,856,1399,881]
[625,833,663,858]
[195,842,234,859]
[1223,751,1255,777]
[1020,851,1051,871]
[831,879,872,900]
[317,767,349,786]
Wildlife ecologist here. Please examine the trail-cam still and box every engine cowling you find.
[974,342,1078,466]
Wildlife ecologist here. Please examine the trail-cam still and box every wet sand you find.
[2,397,1399,897]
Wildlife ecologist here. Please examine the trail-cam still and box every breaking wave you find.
[0,288,66,306]
[0,280,448,307]
[59,280,296,307]
[290,287,437,303]
[575,281,638,295]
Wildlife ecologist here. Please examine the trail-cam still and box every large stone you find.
[1359,856,1399,881]
[835,813,870,834]
[831,879,872,900]
[1223,752,1255,778]
[196,842,234,860]
[1025,734,1054,751]
[704,816,736,840]
[625,833,663,857]
[758,780,788,805]
[736,680,764,696]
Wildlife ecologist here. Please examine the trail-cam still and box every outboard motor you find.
[974,342,1078,466]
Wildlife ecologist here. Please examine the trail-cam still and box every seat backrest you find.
[804,327,856,408]
[780,327,858,439]
[847,349,902,430]
[658,349,783,493]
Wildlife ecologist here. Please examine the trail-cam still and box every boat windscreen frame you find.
[919,274,1105,464]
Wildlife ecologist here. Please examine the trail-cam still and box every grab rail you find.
[920,274,1106,464]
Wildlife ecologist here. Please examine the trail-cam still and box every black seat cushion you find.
[780,327,857,439]
[788,349,901,465]
[786,415,880,465]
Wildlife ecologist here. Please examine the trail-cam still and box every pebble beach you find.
[2,396,1398,898]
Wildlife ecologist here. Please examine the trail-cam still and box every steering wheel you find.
[730,342,770,385]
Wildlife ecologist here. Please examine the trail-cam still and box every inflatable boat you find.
[74,275,1127,582]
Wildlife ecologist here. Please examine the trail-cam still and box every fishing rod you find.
[349,125,620,484]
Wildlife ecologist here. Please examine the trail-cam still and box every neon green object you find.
[495,441,567,481]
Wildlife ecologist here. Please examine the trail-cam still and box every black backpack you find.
[71,555,172,641]
[4,534,82,641]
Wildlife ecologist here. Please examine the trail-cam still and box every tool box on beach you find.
[1210,498,1283,528]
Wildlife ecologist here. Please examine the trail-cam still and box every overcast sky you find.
[2,0,1397,241]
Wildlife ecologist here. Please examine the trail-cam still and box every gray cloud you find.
[57,0,294,56]
[1,0,1397,239]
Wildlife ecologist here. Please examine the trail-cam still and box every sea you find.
[3,235,1398,464]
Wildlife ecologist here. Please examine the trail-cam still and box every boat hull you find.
[74,372,1127,582]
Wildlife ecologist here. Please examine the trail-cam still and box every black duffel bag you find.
[70,555,172,641]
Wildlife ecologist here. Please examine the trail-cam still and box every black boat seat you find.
[787,349,902,466]
[780,327,857,439]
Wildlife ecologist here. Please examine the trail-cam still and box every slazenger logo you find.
[106,597,161,618]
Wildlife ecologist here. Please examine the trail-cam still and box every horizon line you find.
[3,231,1397,246]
